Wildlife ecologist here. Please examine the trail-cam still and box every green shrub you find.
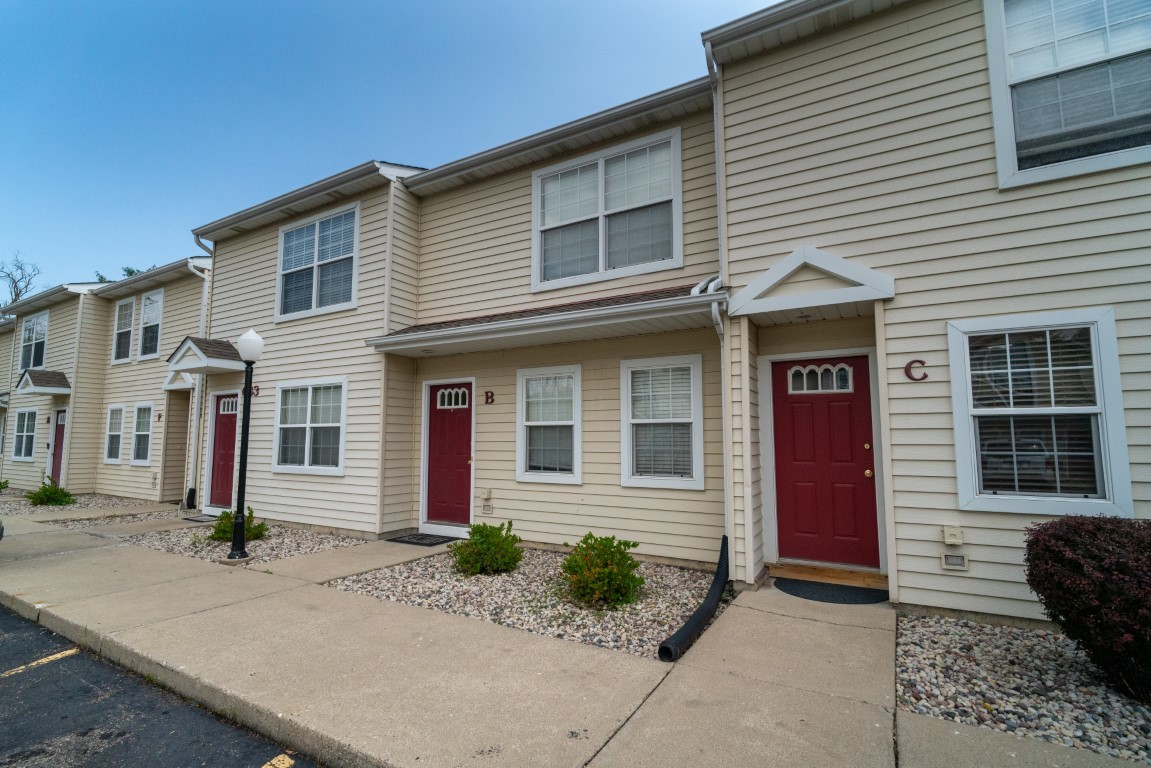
[448,521,523,576]
[562,532,645,608]
[1026,516,1151,702]
[208,507,268,542]
[26,482,75,506]
[0,479,9,491]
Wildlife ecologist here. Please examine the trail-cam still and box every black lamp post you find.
[228,328,264,560]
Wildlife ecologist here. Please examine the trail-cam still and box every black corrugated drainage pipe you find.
[658,535,729,662]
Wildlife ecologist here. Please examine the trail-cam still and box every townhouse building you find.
[0,258,211,502]
[176,0,1147,620]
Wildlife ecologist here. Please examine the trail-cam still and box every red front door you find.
[210,395,238,508]
[426,382,473,525]
[773,356,879,568]
[50,410,66,485]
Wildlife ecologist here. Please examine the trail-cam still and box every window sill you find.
[997,144,1151,189]
[130,459,151,467]
[103,459,121,465]
[274,301,357,325]
[272,464,345,477]
[12,456,33,463]
[960,493,1132,518]
[516,471,581,485]
[531,257,682,293]
[622,475,704,491]
[137,353,160,362]
[111,358,132,366]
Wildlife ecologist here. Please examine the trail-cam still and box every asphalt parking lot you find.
[0,605,319,768]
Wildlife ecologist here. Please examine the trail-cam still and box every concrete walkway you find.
[0,516,1137,768]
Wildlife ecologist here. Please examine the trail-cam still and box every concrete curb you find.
[2,588,394,768]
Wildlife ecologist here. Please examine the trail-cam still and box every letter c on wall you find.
[904,360,928,382]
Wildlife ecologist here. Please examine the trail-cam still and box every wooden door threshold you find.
[769,562,888,590]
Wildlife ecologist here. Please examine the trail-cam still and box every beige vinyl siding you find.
[0,326,13,467]
[65,294,109,493]
[380,354,416,531]
[415,110,720,325]
[202,186,392,532]
[94,273,204,501]
[414,329,725,564]
[720,0,1151,617]
[388,182,421,333]
[3,297,80,491]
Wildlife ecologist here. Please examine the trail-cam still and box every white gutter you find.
[184,251,212,510]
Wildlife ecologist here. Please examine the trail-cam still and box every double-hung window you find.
[278,205,358,319]
[105,406,124,463]
[13,410,36,460]
[139,290,163,358]
[531,129,683,291]
[620,355,704,490]
[113,299,134,362]
[948,308,1133,515]
[131,405,153,465]
[20,311,47,370]
[984,0,1151,186]
[274,379,346,475]
[516,365,581,484]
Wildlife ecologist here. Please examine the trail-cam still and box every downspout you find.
[185,245,212,509]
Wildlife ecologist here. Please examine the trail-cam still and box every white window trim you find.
[20,310,48,371]
[130,402,154,467]
[530,128,684,292]
[112,298,134,364]
[104,404,125,464]
[620,353,704,490]
[12,408,36,462]
[947,307,1133,516]
[137,289,163,360]
[274,203,360,323]
[516,364,582,485]
[271,376,348,476]
[982,0,1151,189]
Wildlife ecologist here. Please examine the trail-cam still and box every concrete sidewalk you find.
[0,517,1137,768]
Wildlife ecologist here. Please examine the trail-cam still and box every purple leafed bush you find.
[1025,515,1151,702]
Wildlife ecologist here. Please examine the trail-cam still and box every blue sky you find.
[0,0,768,292]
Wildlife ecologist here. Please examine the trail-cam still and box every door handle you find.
[864,469,873,478]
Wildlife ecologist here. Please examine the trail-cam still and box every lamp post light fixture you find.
[228,328,264,560]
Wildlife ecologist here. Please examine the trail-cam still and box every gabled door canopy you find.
[728,246,895,317]
[167,336,246,375]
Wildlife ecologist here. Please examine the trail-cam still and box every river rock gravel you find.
[55,507,186,529]
[0,491,155,517]
[330,548,725,659]
[124,523,365,564]
[898,614,1151,764]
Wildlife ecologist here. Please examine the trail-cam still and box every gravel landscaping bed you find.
[0,492,154,517]
[898,615,1151,764]
[125,524,365,564]
[330,548,726,660]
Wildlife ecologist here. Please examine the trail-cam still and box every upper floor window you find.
[139,289,163,358]
[947,307,1133,516]
[277,205,359,320]
[20,311,47,370]
[984,0,1151,186]
[113,299,134,362]
[531,129,683,291]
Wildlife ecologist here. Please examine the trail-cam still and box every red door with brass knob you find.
[426,382,473,526]
[772,356,879,568]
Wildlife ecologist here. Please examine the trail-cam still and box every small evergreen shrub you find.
[1025,516,1151,702]
[0,479,9,491]
[561,532,645,608]
[26,482,75,506]
[448,521,523,576]
[208,507,268,542]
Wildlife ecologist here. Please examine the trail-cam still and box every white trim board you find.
[729,246,895,317]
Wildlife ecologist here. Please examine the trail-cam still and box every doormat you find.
[183,515,216,523]
[773,578,888,605]
[387,533,459,547]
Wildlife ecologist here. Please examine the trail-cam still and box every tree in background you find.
[0,252,42,306]
[95,265,157,282]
